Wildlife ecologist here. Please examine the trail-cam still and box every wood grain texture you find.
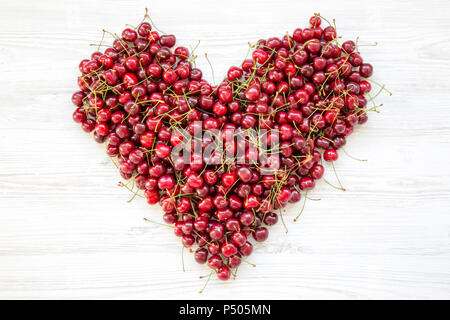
[0,0,449,299]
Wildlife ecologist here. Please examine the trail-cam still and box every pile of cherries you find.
[71,14,374,281]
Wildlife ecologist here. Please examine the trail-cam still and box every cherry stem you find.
[279,209,288,234]
[342,148,367,162]
[204,53,216,86]
[199,271,213,294]
[331,161,346,191]
[181,246,185,272]
[294,192,308,222]
[143,8,166,34]
[143,218,174,229]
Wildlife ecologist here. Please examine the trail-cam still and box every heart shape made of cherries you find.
[71,11,380,284]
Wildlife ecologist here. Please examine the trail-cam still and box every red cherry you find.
[158,175,175,189]
[310,164,324,179]
[217,266,231,280]
[240,241,253,256]
[231,231,247,247]
[122,73,138,88]
[140,132,155,148]
[145,190,160,205]
[323,149,338,161]
[221,242,238,258]
[252,49,269,64]
[222,173,237,187]
[209,223,225,240]
[299,176,315,190]
[194,248,208,264]
[245,85,260,101]
[253,227,269,242]
[244,195,260,210]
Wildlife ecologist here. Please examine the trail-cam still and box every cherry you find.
[323,149,338,161]
[197,233,210,247]
[239,211,255,226]
[216,208,233,222]
[277,187,292,202]
[252,49,269,64]
[81,119,95,132]
[207,255,223,269]
[241,114,257,129]
[227,66,243,81]
[309,15,321,27]
[209,223,225,240]
[208,242,220,255]
[237,167,252,183]
[310,163,324,179]
[73,108,86,123]
[198,196,213,212]
[245,86,260,101]
[149,163,166,177]
[175,46,189,60]
[342,40,356,54]
[160,34,176,47]
[122,28,137,42]
[163,212,177,224]
[182,234,195,247]
[72,13,379,281]
[231,231,247,247]
[323,26,337,41]
[263,212,278,226]
[228,254,242,268]
[123,73,138,88]
[279,123,294,140]
[217,266,231,280]
[145,190,160,204]
[221,242,238,258]
[222,172,237,187]
[244,195,260,210]
[203,170,218,185]
[162,69,177,83]
[140,132,155,148]
[213,101,228,116]
[128,149,144,164]
[228,195,243,211]
[194,248,208,264]
[253,227,269,242]
[240,241,253,256]
[158,175,175,189]
[137,22,152,37]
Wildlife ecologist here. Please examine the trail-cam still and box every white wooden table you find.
[1,0,449,299]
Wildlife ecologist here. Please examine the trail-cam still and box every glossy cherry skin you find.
[217,266,231,280]
[240,241,253,256]
[231,231,247,247]
[323,149,338,161]
[158,175,175,189]
[209,223,225,241]
[252,227,269,242]
[221,242,238,258]
[194,248,208,264]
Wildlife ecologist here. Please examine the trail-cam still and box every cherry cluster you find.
[71,13,374,281]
